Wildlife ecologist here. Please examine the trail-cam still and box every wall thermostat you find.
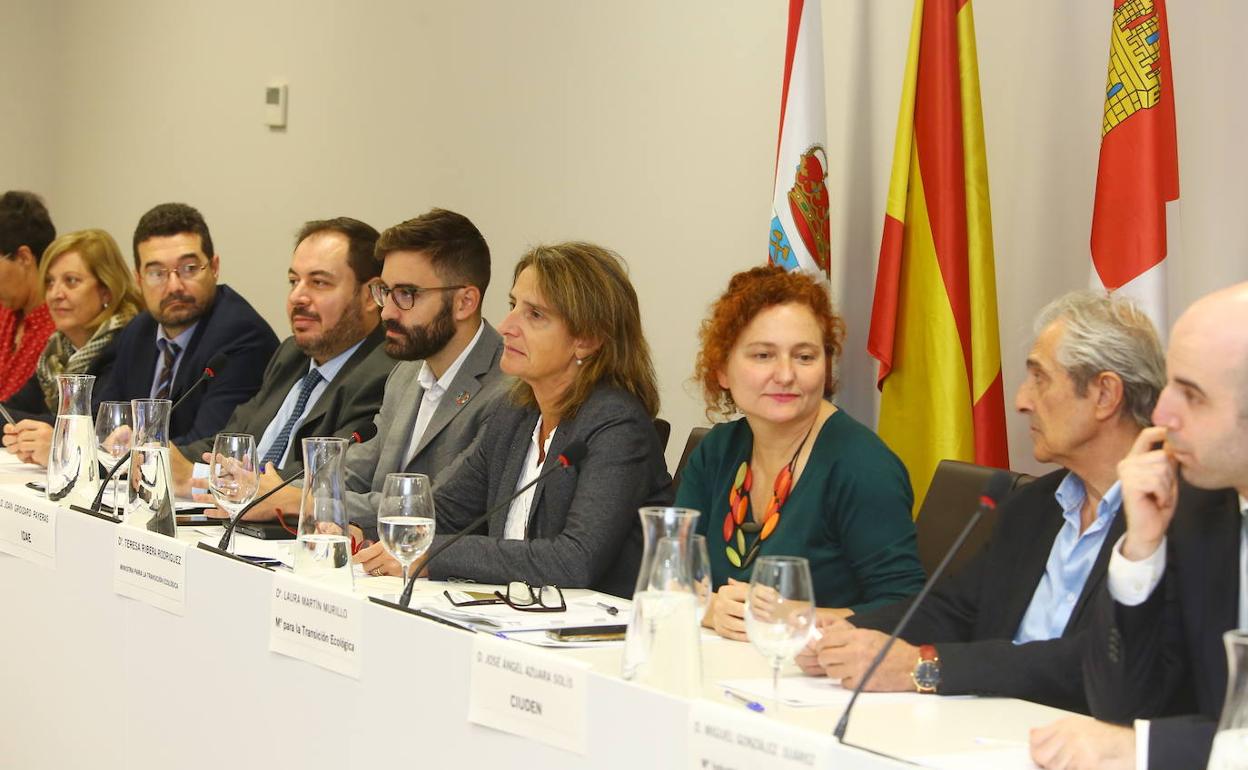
[265,82,288,128]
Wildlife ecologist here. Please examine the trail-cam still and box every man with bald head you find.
[1030,283,1248,769]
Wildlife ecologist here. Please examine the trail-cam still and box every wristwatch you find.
[911,644,941,693]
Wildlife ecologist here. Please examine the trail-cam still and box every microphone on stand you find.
[78,353,230,519]
[212,423,377,553]
[169,352,228,414]
[395,438,589,607]
[832,470,1014,744]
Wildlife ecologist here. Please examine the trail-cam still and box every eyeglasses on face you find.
[370,282,465,311]
[141,261,210,287]
[444,581,566,613]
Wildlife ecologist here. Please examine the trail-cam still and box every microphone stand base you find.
[195,541,277,571]
[68,504,120,524]
[368,597,473,633]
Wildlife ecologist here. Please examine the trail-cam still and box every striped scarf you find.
[36,312,134,412]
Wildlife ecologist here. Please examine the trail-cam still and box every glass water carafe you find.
[622,506,702,697]
[47,374,97,507]
[125,398,176,537]
[293,437,353,591]
[1208,630,1248,770]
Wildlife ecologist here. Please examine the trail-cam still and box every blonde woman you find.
[2,229,142,464]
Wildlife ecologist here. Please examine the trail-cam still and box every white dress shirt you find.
[503,420,555,540]
[401,321,485,468]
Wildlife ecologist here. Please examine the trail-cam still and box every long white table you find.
[0,472,1065,769]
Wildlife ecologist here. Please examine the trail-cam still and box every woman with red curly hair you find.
[676,266,924,640]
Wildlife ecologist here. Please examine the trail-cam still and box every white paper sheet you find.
[422,590,628,632]
[197,533,293,564]
[718,676,968,708]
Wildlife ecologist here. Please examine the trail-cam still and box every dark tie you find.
[153,339,182,400]
[261,369,324,468]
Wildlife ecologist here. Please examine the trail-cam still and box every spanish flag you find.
[867,0,1008,513]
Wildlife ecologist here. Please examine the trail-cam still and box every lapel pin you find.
[455,391,471,406]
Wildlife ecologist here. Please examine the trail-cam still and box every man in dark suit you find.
[97,203,278,445]
[1030,283,1248,770]
[796,292,1165,713]
[171,217,395,494]
[245,209,508,542]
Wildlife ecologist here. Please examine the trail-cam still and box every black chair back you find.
[672,426,710,495]
[915,459,1029,578]
[652,418,672,454]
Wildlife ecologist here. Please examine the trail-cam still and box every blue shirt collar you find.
[1054,471,1123,525]
[156,322,198,350]
[308,338,364,384]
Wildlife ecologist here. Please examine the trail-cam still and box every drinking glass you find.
[208,433,259,552]
[689,534,712,617]
[746,555,816,712]
[376,473,436,584]
[95,401,132,516]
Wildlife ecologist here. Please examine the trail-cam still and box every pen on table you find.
[595,601,619,616]
[723,689,765,713]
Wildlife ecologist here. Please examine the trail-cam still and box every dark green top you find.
[675,409,926,614]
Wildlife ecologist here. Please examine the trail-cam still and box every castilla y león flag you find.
[867,0,1008,513]
[1090,0,1179,330]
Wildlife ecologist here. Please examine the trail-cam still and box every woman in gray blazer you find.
[362,241,672,598]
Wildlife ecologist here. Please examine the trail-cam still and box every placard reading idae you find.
[0,492,57,567]
[688,700,835,770]
[269,572,363,678]
[113,526,188,614]
[468,633,589,754]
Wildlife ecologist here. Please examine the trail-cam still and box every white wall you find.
[7,0,1247,477]
[0,0,56,200]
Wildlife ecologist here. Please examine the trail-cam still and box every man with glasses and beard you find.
[169,218,395,497]
[242,208,506,544]
[98,203,278,444]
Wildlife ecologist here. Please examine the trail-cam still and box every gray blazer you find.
[345,322,507,532]
[179,326,394,477]
[428,383,674,599]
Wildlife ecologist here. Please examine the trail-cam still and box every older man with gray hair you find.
[796,290,1164,713]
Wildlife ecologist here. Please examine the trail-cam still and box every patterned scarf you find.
[36,312,134,412]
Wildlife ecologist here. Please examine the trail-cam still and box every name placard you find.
[467,633,589,754]
[268,572,363,679]
[688,700,836,770]
[113,527,188,615]
[0,492,57,567]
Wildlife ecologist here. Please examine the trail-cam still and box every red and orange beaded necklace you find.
[722,422,816,568]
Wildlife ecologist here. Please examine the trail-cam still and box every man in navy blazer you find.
[97,203,278,445]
